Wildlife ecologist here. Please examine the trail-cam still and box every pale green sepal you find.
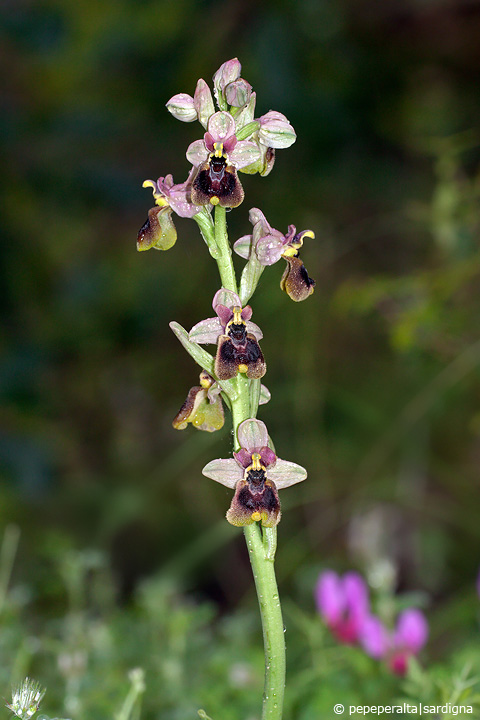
[249,378,261,417]
[169,322,236,399]
[267,460,307,489]
[232,92,257,131]
[233,234,251,259]
[236,120,260,141]
[259,384,271,405]
[263,526,277,561]
[237,418,268,450]
[239,253,265,305]
[169,321,215,375]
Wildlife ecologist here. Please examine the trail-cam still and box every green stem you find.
[211,204,285,719]
[214,205,238,294]
[231,396,286,720]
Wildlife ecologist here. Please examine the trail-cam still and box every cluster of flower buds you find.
[167,57,297,192]
[315,570,428,675]
[136,58,315,302]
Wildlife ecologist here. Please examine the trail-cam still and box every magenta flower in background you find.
[390,608,428,675]
[316,570,428,676]
[315,570,370,644]
[360,608,428,676]
[359,615,389,660]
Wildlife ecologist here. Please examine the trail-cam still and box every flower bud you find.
[225,79,252,108]
[213,58,242,110]
[166,93,197,122]
[258,111,296,149]
[194,79,215,128]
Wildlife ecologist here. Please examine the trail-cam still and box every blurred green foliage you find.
[1,538,479,719]
[1,0,480,714]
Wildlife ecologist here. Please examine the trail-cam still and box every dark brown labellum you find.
[226,321,248,345]
[280,254,315,302]
[215,333,266,380]
[192,156,245,208]
[226,476,281,527]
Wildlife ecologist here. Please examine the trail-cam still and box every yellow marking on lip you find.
[281,245,298,258]
[213,142,224,158]
[245,453,266,475]
[251,453,262,470]
[210,196,220,205]
[283,230,315,255]
[238,363,248,374]
[251,511,261,522]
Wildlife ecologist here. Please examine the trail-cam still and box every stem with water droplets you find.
[214,205,286,720]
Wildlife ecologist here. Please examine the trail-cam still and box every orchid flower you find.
[189,288,266,380]
[186,112,260,208]
[166,57,296,182]
[137,169,201,252]
[234,208,315,301]
[203,419,307,527]
[172,370,224,433]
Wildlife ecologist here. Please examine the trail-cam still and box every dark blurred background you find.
[1,0,480,638]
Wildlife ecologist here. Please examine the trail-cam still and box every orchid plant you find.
[137,58,315,720]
